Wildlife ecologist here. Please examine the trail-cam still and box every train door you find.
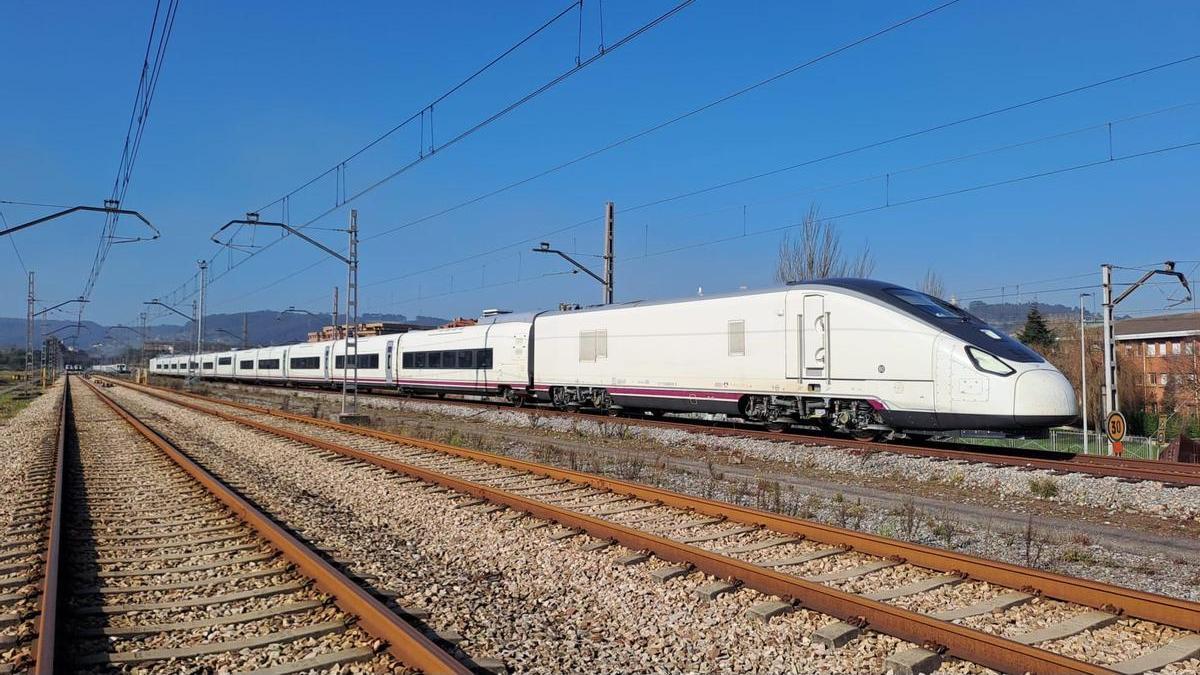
[480,327,490,392]
[384,340,395,386]
[801,294,829,381]
[322,346,330,382]
[784,291,830,383]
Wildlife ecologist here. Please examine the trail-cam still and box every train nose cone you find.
[1013,368,1079,427]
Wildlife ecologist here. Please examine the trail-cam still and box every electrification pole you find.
[210,211,362,420]
[1101,261,1192,454]
[1079,292,1090,455]
[531,201,616,305]
[604,201,614,305]
[25,272,35,381]
[139,311,148,380]
[342,210,359,417]
[332,286,339,337]
[196,261,208,377]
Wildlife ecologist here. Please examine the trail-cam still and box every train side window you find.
[239,360,254,369]
[202,362,214,370]
[428,352,442,368]
[414,352,426,368]
[360,354,379,369]
[218,356,232,366]
[402,352,413,368]
[457,350,473,368]
[475,348,493,369]
[257,359,280,369]
[442,351,457,368]
[728,320,746,356]
[289,356,320,369]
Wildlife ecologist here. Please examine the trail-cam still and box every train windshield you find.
[886,289,973,320]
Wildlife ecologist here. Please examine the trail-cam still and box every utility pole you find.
[242,313,248,348]
[25,272,35,381]
[603,201,614,305]
[1101,261,1192,454]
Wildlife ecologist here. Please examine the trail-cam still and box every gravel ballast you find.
[108,383,1007,674]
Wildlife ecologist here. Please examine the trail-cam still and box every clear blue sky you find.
[3,0,1198,329]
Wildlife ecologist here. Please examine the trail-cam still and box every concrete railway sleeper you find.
[101,377,1200,674]
[40,377,475,674]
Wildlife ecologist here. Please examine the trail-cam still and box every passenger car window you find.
[476,348,493,369]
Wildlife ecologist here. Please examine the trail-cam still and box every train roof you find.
[539,278,899,316]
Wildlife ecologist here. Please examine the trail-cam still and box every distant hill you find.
[965,300,1085,334]
[0,310,447,357]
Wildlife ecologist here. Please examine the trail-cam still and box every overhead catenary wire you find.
[630,139,1200,261]
[309,99,1200,304]
[148,0,957,312]
[1,210,30,274]
[179,0,697,304]
[72,0,181,341]
[213,54,1200,313]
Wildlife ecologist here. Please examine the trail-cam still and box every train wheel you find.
[850,428,894,442]
[505,389,525,408]
[765,420,789,433]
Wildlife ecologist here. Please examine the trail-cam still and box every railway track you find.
[0,379,64,674]
[2,376,475,674]
[104,376,1200,674]
[155,376,1200,488]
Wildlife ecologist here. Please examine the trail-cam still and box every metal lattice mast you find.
[346,210,359,414]
[25,272,35,380]
[139,311,148,377]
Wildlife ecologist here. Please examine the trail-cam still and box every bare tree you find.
[774,205,875,284]
[920,268,946,299]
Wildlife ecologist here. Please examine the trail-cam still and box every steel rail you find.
[32,377,69,675]
[150,376,1200,485]
[110,378,1200,632]
[78,377,471,675]
[107,380,1200,674]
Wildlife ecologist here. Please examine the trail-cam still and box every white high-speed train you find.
[150,279,1078,437]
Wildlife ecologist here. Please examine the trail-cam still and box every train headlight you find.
[965,346,1015,376]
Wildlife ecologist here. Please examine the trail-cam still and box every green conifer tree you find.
[1017,305,1057,352]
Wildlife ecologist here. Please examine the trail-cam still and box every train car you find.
[231,349,256,380]
[395,314,532,403]
[251,346,288,382]
[286,341,332,386]
[531,279,1077,437]
[213,351,237,379]
[328,334,394,390]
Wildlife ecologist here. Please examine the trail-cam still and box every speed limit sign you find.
[1105,411,1127,444]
